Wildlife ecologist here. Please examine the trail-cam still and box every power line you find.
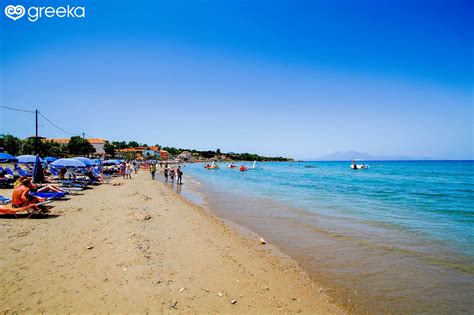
[1,105,92,139]
[38,111,80,136]
[0,105,35,113]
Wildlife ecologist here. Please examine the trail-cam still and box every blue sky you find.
[1,0,472,159]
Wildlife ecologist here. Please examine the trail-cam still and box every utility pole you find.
[35,109,39,155]
[82,132,85,139]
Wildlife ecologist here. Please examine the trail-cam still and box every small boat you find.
[207,161,219,169]
[351,159,369,170]
[248,161,263,170]
[239,165,247,172]
[228,162,237,169]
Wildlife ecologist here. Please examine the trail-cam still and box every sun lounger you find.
[0,201,53,218]
[0,195,12,205]
[4,167,15,176]
[30,191,68,200]
[15,167,31,177]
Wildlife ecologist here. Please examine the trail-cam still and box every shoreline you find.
[0,171,344,314]
[175,161,474,314]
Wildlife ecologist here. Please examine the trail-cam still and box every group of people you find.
[165,166,183,184]
[149,163,183,185]
[120,161,140,179]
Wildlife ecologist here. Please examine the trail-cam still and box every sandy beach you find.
[0,171,344,314]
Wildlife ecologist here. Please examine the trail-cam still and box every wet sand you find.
[0,171,343,314]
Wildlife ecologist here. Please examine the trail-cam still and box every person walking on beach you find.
[125,163,132,179]
[120,163,126,178]
[164,167,169,181]
[150,163,156,180]
[177,166,183,185]
[169,167,175,183]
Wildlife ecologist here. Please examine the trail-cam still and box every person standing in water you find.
[176,166,183,185]
[169,167,175,182]
[352,160,358,170]
[150,163,156,180]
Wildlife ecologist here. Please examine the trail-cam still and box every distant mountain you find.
[315,150,435,161]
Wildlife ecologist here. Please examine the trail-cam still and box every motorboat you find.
[350,159,369,170]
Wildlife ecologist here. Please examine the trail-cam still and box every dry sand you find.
[0,171,344,314]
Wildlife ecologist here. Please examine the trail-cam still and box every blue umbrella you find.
[74,157,94,166]
[92,159,100,165]
[44,156,58,163]
[0,152,18,163]
[33,155,44,183]
[103,159,120,166]
[50,158,86,168]
[17,155,44,164]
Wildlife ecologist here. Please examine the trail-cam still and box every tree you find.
[18,139,64,157]
[201,150,216,159]
[128,141,140,148]
[103,142,115,157]
[162,146,181,155]
[19,139,35,155]
[0,134,23,155]
[67,136,96,156]
[112,141,128,149]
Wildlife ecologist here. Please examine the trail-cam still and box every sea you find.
[159,161,474,314]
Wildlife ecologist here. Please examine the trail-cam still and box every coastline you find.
[0,171,344,314]
[177,161,474,314]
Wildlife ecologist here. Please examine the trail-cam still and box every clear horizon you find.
[1,0,472,160]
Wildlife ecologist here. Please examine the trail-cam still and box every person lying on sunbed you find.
[14,176,64,193]
[12,178,48,212]
[84,166,100,182]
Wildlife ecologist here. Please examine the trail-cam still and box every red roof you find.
[117,146,160,152]
[48,138,107,144]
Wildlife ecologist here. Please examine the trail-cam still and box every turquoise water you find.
[176,161,474,313]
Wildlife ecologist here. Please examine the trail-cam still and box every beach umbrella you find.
[97,160,103,173]
[92,159,100,165]
[0,152,18,163]
[50,158,86,168]
[44,156,58,163]
[32,155,45,183]
[103,159,120,166]
[16,155,43,164]
[74,157,94,167]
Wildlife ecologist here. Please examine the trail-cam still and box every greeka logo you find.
[4,3,85,22]
[4,4,25,20]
